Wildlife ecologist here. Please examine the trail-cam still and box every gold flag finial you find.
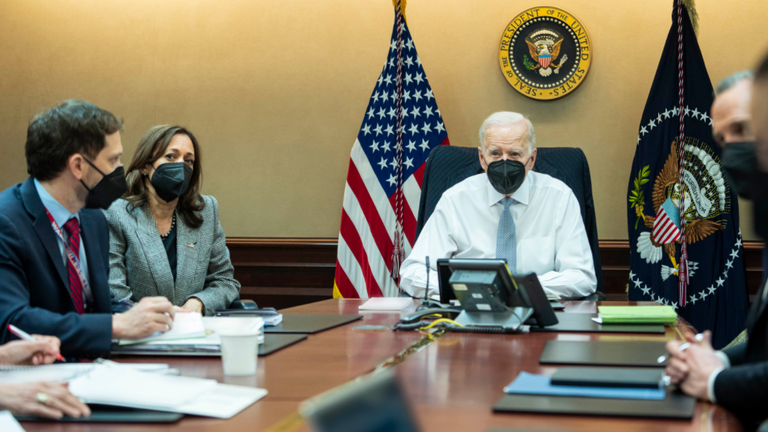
[681,0,699,35]
[392,0,407,23]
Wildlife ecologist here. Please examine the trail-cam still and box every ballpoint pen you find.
[657,333,704,364]
[7,324,66,362]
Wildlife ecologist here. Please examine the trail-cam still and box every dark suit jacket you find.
[0,178,113,358]
[415,145,604,294]
[715,282,768,430]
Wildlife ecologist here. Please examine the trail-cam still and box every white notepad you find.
[119,311,207,345]
[358,297,413,311]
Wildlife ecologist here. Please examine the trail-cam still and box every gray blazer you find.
[105,195,240,315]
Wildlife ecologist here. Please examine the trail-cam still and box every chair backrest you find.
[414,145,604,294]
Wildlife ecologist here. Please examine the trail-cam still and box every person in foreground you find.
[664,63,768,431]
[399,111,597,299]
[105,125,240,315]
[0,100,178,359]
[0,337,90,419]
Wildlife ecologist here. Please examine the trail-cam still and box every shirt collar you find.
[33,178,79,228]
[485,171,532,207]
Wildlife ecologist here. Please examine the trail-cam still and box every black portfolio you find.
[539,340,669,367]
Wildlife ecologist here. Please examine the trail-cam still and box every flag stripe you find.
[333,257,359,299]
[339,209,384,298]
[350,142,398,241]
[346,153,396,274]
[341,186,395,296]
[336,234,368,298]
[412,160,426,188]
[403,174,421,224]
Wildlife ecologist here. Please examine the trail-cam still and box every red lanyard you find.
[44,208,91,298]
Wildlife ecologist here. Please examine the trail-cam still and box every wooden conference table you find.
[21,299,743,432]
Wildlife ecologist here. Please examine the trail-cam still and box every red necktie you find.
[62,218,85,314]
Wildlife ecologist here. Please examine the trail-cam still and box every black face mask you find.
[720,141,768,239]
[721,142,768,199]
[486,158,529,195]
[150,162,193,203]
[81,159,127,210]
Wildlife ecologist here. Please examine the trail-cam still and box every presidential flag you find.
[333,2,449,298]
[627,1,748,348]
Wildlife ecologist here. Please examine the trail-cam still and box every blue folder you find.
[503,372,665,400]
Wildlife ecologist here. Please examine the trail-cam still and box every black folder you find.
[16,404,184,423]
[493,392,696,419]
[110,333,307,357]
[264,314,363,334]
[539,340,669,367]
[261,333,308,354]
[530,313,665,334]
[551,367,665,389]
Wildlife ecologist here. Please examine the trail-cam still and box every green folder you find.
[597,306,678,325]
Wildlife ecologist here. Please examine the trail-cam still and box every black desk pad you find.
[531,313,665,334]
[261,333,308,355]
[493,392,695,419]
[16,404,183,423]
[264,314,363,334]
[539,340,669,367]
[110,333,307,357]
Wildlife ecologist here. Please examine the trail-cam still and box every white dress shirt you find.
[400,171,597,298]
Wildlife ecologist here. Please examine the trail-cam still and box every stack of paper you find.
[67,363,267,418]
[596,306,678,325]
[358,298,413,312]
[119,312,206,345]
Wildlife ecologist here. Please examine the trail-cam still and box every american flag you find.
[652,197,681,245]
[333,5,449,299]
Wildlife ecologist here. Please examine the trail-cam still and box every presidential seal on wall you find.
[499,7,592,100]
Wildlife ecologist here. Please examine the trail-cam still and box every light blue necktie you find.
[496,197,517,272]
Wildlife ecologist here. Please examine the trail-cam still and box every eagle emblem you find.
[524,29,568,77]
[631,140,727,280]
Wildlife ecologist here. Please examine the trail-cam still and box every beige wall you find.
[1,0,767,239]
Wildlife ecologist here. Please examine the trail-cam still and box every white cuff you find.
[707,367,724,403]
[715,351,731,369]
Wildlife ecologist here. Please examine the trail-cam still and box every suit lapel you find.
[134,205,175,298]
[174,215,199,300]
[20,179,70,295]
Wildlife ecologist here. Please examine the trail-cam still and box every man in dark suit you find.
[664,63,768,430]
[0,100,178,359]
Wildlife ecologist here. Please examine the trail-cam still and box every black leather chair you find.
[415,145,605,299]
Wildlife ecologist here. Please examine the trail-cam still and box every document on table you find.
[358,297,413,311]
[0,362,170,384]
[0,411,25,432]
[141,317,266,347]
[119,312,207,345]
[68,363,266,418]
